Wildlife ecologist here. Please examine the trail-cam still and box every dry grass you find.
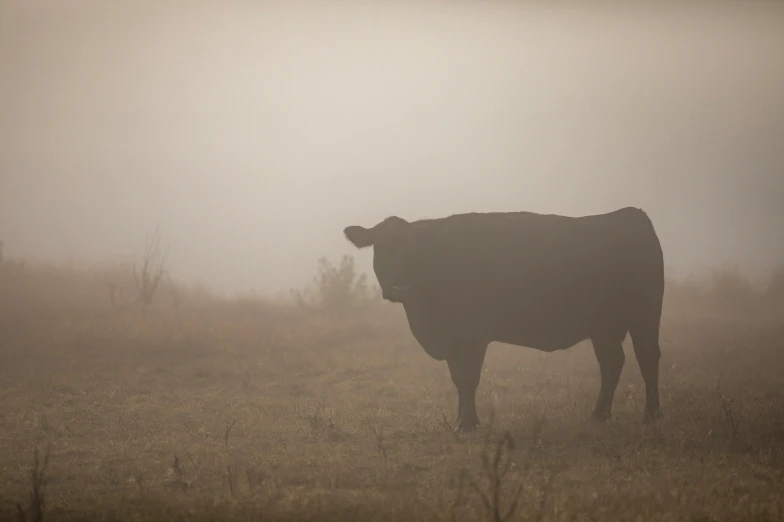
[1,260,783,521]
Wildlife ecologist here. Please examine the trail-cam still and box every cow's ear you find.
[344,225,374,248]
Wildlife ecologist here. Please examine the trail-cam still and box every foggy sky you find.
[1,1,783,294]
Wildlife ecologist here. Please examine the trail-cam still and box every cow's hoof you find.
[591,409,611,422]
[643,410,662,424]
[452,417,479,434]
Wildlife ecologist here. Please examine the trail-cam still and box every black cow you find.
[344,207,664,432]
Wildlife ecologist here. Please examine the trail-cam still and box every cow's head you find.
[343,216,417,303]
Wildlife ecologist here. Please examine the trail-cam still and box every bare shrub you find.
[306,404,336,432]
[467,432,524,522]
[763,264,784,313]
[99,230,174,313]
[17,445,52,522]
[709,266,758,312]
[365,417,389,462]
[292,255,379,316]
[133,227,169,314]
[663,265,784,320]
[715,380,748,451]
[166,454,189,492]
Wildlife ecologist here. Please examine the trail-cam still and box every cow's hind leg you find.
[591,335,625,420]
[629,319,662,422]
[446,343,488,433]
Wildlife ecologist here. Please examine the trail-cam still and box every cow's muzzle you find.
[383,284,412,303]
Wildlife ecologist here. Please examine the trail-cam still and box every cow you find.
[343,207,664,432]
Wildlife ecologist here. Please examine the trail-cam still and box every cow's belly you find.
[407,309,591,356]
[479,300,585,350]
[403,285,627,358]
[490,328,589,352]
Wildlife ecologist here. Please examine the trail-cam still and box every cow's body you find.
[344,207,664,431]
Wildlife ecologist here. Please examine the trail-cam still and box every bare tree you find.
[133,227,168,314]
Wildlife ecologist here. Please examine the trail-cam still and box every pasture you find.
[0,259,783,521]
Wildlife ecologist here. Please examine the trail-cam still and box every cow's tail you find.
[628,208,665,339]
[626,208,665,417]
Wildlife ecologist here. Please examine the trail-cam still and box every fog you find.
[1,0,782,294]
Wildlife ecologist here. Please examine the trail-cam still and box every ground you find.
[0,263,783,521]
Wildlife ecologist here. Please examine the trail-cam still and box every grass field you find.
[1,260,783,521]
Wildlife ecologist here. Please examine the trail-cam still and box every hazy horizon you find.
[1,1,783,295]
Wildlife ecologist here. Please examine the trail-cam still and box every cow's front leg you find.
[446,343,488,433]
